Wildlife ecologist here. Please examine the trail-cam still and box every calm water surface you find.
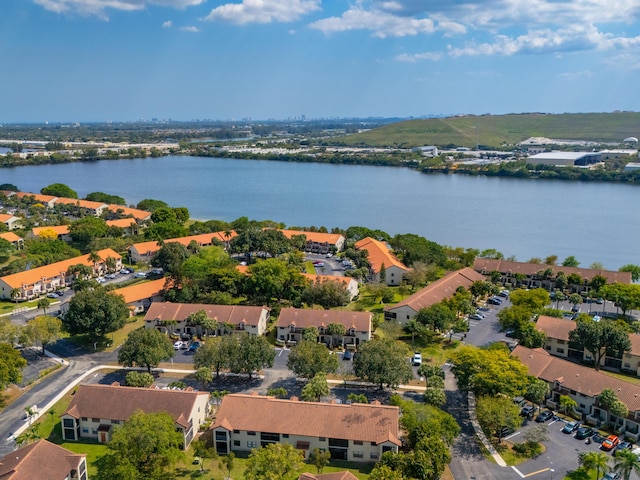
[1,156,638,269]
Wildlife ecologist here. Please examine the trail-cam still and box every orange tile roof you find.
[473,258,631,284]
[0,439,85,480]
[214,394,400,445]
[278,229,344,245]
[354,237,407,273]
[0,248,121,289]
[31,225,70,237]
[385,267,485,314]
[54,197,106,210]
[277,307,371,332]
[302,273,355,287]
[130,231,237,256]
[107,204,152,221]
[111,278,167,304]
[106,218,138,228]
[145,302,268,327]
[64,384,208,429]
[14,192,58,204]
[512,345,640,412]
[299,473,359,480]
[0,232,22,243]
[0,213,18,223]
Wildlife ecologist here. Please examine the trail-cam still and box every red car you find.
[602,435,619,451]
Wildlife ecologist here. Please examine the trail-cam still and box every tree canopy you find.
[62,288,128,341]
[118,328,174,373]
[41,183,77,198]
[0,343,27,390]
[244,443,304,480]
[353,339,413,389]
[568,317,631,370]
[286,340,339,379]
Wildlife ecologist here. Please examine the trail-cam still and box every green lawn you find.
[304,261,317,274]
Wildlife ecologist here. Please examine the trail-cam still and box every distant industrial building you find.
[624,162,640,171]
[599,149,638,161]
[526,152,601,167]
[413,145,438,157]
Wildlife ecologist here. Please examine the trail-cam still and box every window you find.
[248,431,256,436]
[353,451,364,458]
[92,418,99,423]
[92,429,97,434]
[557,340,565,345]
[353,440,363,445]
[63,418,75,428]
[371,442,377,446]
[247,441,257,448]
[282,434,289,438]
[319,437,326,442]
[370,453,379,460]
[81,417,88,421]
[556,348,565,354]
[233,430,240,434]
[545,346,551,351]
[82,428,89,433]
[261,432,280,442]
[112,420,120,425]
[233,440,240,447]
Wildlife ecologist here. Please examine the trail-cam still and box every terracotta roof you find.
[213,394,400,445]
[106,205,152,221]
[278,229,344,245]
[106,218,138,228]
[145,302,268,327]
[299,472,359,480]
[31,225,70,237]
[63,384,208,428]
[0,248,121,289]
[130,231,237,257]
[53,197,107,210]
[535,315,575,342]
[354,237,407,273]
[536,315,640,356]
[0,439,85,480]
[277,307,371,332]
[111,278,167,304]
[385,267,485,314]
[301,273,356,288]
[0,232,22,243]
[473,258,632,284]
[13,192,58,203]
[0,213,18,223]
[512,345,640,412]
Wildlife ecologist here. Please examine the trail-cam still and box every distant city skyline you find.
[3,0,640,122]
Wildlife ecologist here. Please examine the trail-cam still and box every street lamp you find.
[550,468,554,480]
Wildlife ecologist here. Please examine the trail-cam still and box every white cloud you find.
[33,0,205,19]
[395,52,442,62]
[310,6,435,38]
[162,20,172,28]
[180,25,199,32]
[558,70,593,79]
[204,0,321,24]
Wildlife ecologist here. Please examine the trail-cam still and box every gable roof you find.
[354,237,407,273]
[0,214,18,224]
[277,307,371,332]
[31,225,70,237]
[0,248,121,289]
[111,278,167,304]
[299,473,359,480]
[213,394,400,445]
[106,218,139,228]
[145,302,268,327]
[13,192,58,204]
[63,384,208,428]
[301,273,356,288]
[0,439,85,480]
[130,231,237,257]
[0,232,22,243]
[278,229,344,246]
[385,267,485,314]
[473,258,631,284]
[53,197,107,211]
[512,345,640,412]
[106,205,152,221]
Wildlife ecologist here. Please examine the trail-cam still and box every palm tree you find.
[579,451,610,480]
[37,298,50,315]
[87,251,102,274]
[10,288,21,304]
[614,448,640,480]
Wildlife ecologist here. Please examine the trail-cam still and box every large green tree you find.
[415,303,456,332]
[568,317,631,371]
[194,336,235,378]
[301,373,330,402]
[247,259,307,306]
[0,343,27,389]
[41,183,77,198]
[244,443,304,480]
[94,410,184,480]
[69,216,108,244]
[62,288,128,342]
[475,395,522,440]
[23,315,62,354]
[614,448,640,480]
[353,339,413,389]
[286,340,339,379]
[509,288,550,311]
[578,451,610,480]
[118,327,174,373]
[301,278,350,309]
[227,335,275,379]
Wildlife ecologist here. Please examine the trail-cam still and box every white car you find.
[412,352,423,366]
[173,341,183,350]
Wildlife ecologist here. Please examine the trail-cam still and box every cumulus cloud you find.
[162,20,172,28]
[395,52,442,62]
[180,25,199,32]
[204,0,321,24]
[33,0,205,19]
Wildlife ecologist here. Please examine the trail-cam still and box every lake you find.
[1,156,638,270]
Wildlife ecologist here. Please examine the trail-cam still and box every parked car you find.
[614,441,633,454]
[105,273,116,279]
[412,352,422,366]
[173,341,183,350]
[47,293,58,298]
[498,426,514,438]
[505,329,516,338]
[520,405,535,417]
[562,421,580,434]
[498,290,510,298]
[603,473,620,480]
[535,410,555,422]
[134,272,147,278]
[469,314,484,321]
[188,341,201,353]
[343,350,352,361]
[488,297,502,305]
[602,435,620,451]
[56,290,65,296]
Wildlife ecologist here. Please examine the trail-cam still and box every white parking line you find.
[511,466,525,478]
[504,431,521,440]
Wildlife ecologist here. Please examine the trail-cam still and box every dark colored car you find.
[562,421,580,434]
[187,341,201,353]
[488,297,502,305]
[343,350,352,360]
[575,426,595,439]
[520,405,535,417]
[535,410,555,422]
[614,441,633,455]
[505,329,516,338]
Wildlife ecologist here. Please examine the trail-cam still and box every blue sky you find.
[3,0,640,122]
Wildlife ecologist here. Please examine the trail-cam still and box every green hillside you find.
[336,112,640,149]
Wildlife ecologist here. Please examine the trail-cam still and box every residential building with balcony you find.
[276,308,371,347]
[0,439,88,480]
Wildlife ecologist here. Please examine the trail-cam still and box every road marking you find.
[523,468,552,478]
[504,431,521,440]
[511,466,525,478]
